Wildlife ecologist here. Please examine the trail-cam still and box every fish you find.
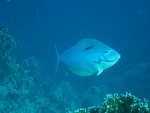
[55,38,120,76]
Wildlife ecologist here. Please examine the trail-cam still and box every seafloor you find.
[0,29,150,113]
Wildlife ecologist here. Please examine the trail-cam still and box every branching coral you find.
[69,92,150,113]
[101,92,150,113]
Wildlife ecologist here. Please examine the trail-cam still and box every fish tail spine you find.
[55,43,60,58]
[54,43,60,74]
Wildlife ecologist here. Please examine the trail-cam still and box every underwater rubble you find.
[0,28,150,113]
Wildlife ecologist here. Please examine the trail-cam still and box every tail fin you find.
[54,43,60,74]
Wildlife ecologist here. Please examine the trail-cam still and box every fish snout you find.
[103,50,121,62]
[116,54,121,60]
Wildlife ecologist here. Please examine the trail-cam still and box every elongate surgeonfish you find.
[55,38,121,76]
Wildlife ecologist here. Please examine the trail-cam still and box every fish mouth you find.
[102,54,121,63]
[100,60,115,63]
[100,59,118,63]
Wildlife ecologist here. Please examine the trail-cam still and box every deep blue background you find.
[0,0,150,97]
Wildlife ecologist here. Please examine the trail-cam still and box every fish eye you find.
[104,50,109,53]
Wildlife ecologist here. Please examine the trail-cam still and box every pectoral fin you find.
[96,70,103,76]
[96,66,103,76]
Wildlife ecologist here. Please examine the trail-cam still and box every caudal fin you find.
[54,43,60,74]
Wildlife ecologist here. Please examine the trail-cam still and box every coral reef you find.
[0,28,45,112]
[101,92,150,113]
[0,28,150,113]
[0,27,17,83]
[69,92,150,113]
[0,29,80,112]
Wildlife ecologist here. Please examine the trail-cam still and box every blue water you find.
[0,0,150,112]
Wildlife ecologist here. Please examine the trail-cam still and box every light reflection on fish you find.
[55,38,121,76]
